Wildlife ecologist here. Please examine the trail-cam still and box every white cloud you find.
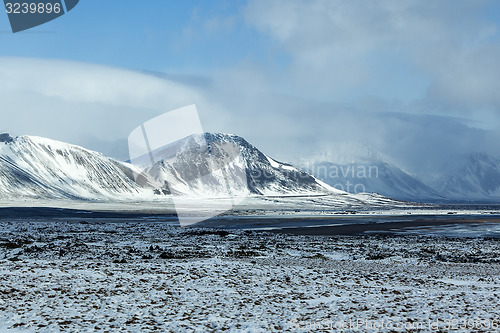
[0,57,221,159]
[244,0,500,115]
[0,57,204,109]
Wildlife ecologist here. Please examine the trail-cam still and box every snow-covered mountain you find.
[0,134,148,200]
[0,133,340,201]
[435,153,500,202]
[4,133,497,204]
[132,133,341,197]
[299,143,441,202]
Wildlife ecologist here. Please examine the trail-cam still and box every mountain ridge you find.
[0,133,342,201]
[298,143,443,202]
[301,143,500,203]
[0,135,147,200]
[3,133,496,203]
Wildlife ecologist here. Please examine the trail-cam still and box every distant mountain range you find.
[298,143,442,202]
[300,143,500,203]
[1,133,498,203]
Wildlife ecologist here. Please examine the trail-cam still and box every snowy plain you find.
[0,217,499,332]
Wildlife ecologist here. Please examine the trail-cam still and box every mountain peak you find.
[139,131,342,197]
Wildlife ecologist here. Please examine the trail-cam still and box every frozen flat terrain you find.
[0,219,499,332]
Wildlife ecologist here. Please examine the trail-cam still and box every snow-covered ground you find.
[2,195,499,216]
[0,220,499,332]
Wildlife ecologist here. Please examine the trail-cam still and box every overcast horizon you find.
[1,0,500,182]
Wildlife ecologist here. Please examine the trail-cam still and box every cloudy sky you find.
[1,0,499,181]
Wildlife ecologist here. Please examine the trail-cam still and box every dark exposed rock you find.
[0,133,13,143]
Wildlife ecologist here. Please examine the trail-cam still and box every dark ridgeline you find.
[0,133,14,143]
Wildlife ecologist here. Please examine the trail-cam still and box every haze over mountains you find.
[436,153,500,202]
[298,143,442,202]
[301,143,500,203]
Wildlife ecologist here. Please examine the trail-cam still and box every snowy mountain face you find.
[135,133,340,197]
[436,153,500,202]
[299,143,441,202]
[0,133,340,201]
[0,134,147,200]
